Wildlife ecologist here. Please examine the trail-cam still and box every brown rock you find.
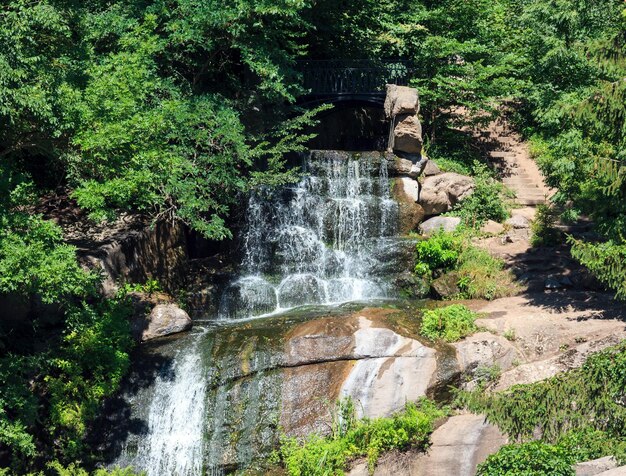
[392,178,425,233]
[422,159,442,176]
[393,114,423,154]
[480,220,505,235]
[130,292,192,341]
[384,84,420,118]
[142,303,192,341]
[420,173,474,216]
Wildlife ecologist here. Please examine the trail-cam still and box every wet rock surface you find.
[280,308,439,435]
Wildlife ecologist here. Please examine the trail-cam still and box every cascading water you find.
[219,151,400,320]
[112,329,210,476]
[110,151,411,475]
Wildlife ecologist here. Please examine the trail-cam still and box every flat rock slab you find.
[349,414,507,476]
[596,468,626,476]
[410,414,507,476]
[576,456,619,476]
[280,309,438,436]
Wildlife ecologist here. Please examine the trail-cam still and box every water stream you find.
[109,151,414,474]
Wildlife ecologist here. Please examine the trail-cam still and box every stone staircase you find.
[483,124,553,207]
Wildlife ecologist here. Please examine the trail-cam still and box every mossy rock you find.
[431,272,461,299]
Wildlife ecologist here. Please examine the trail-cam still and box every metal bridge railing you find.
[297,60,415,96]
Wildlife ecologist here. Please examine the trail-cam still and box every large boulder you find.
[130,292,192,342]
[419,216,461,235]
[142,303,192,341]
[388,154,428,178]
[392,178,425,234]
[393,114,423,154]
[384,84,419,117]
[420,172,475,216]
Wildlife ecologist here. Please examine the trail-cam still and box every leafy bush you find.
[415,230,518,300]
[48,462,145,475]
[449,163,513,227]
[415,231,461,275]
[455,243,518,300]
[531,204,562,247]
[420,304,478,342]
[476,441,575,476]
[569,238,626,299]
[279,399,446,475]
[0,214,98,303]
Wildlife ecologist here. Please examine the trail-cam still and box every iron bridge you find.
[297,59,415,107]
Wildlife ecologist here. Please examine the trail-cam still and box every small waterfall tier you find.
[219,150,401,320]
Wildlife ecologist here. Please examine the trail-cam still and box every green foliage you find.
[0,298,134,470]
[449,163,512,227]
[279,399,446,475]
[415,231,461,274]
[420,304,478,343]
[45,300,134,458]
[477,441,575,476]
[569,237,626,299]
[48,462,145,475]
[0,214,98,304]
[457,341,626,466]
[415,230,517,300]
[455,242,517,300]
[530,204,562,247]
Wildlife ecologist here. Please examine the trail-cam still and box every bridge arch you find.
[296,60,415,150]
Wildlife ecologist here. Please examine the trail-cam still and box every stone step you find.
[503,178,536,185]
[517,198,546,206]
[490,151,515,159]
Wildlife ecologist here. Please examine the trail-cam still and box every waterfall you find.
[219,151,399,320]
[110,151,405,475]
[114,331,208,476]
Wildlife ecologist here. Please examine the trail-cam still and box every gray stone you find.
[384,84,419,118]
[142,303,192,341]
[505,214,530,229]
[453,332,521,378]
[420,173,475,216]
[422,159,442,176]
[419,216,462,235]
[545,277,563,290]
[595,467,626,476]
[398,177,419,202]
[431,272,461,299]
[576,457,619,476]
[481,220,505,235]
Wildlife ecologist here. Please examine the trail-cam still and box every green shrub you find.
[531,204,562,247]
[415,231,461,275]
[455,244,518,300]
[449,163,512,227]
[279,399,446,475]
[476,441,575,476]
[415,231,518,300]
[48,462,145,475]
[457,341,626,466]
[420,304,478,342]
